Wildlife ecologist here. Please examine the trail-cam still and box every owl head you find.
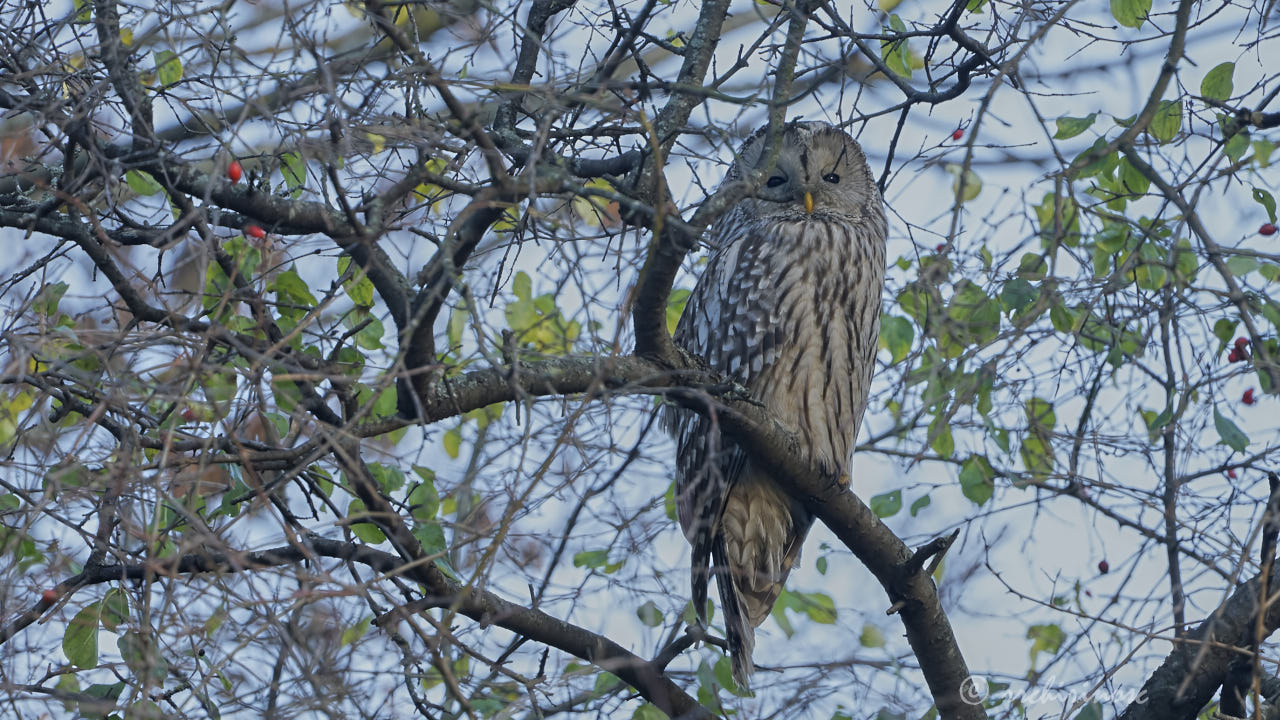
[722,121,879,221]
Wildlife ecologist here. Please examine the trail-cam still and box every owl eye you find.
[823,173,840,184]
[765,175,787,188]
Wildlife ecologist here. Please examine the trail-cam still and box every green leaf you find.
[573,549,609,568]
[633,703,667,720]
[1141,405,1173,442]
[1224,129,1249,162]
[337,257,375,307]
[1200,62,1235,102]
[869,490,902,518]
[1035,192,1081,245]
[663,481,678,522]
[346,499,387,544]
[959,455,995,506]
[592,671,621,698]
[443,427,462,459]
[1254,188,1277,224]
[367,463,404,493]
[946,164,982,203]
[512,271,532,301]
[713,655,751,697]
[860,624,886,648]
[880,15,913,78]
[64,602,100,669]
[1000,278,1037,314]
[1118,157,1150,195]
[100,588,129,631]
[82,681,126,714]
[791,591,837,624]
[1053,113,1097,140]
[412,521,447,556]
[33,282,69,316]
[1255,140,1276,168]
[937,281,1001,357]
[1026,396,1056,431]
[119,630,168,684]
[1134,243,1169,290]
[929,417,955,458]
[341,616,372,646]
[666,288,691,335]
[1018,252,1048,280]
[270,267,318,312]
[1027,623,1065,665]
[1226,256,1259,277]
[1149,100,1182,144]
[280,152,306,195]
[1110,0,1150,27]
[878,315,913,363]
[351,312,385,350]
[909,494,932,516]
[408,468,439,521]
[1214,408,1249,453]
[125,170,163,196]
[1020,397,1056,481]
[201,369,237,410]
[154,50,182,86]
[1213,317,1233,345]
[636,600,663,627]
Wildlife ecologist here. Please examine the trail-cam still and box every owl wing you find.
[664,219,784,622]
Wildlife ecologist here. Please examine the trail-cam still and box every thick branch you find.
[1119,561,1280,720]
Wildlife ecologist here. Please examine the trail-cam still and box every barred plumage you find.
[666,121,887,687]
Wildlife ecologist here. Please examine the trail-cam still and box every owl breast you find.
[741,214,886,475]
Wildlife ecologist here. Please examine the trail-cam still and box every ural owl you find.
[667,121,887,686]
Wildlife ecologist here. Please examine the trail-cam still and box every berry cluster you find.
[1226,336,1250,363]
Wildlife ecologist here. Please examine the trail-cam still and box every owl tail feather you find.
[713,535,755,690]
[690,530,713,624]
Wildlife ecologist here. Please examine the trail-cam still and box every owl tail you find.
[690,529,713,624]
[712,535,756,689]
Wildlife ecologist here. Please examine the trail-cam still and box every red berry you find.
[1243,388,1256,405]
[41,589,57,604]
[935,243,946,252]
[246,225,266,239]
[181,408,197,421]
[1097,560,1109,574]
[1228,348,1242,363]
[227,160,243,184]
[951,128,964,141]
[1228,468,1238,479]
[1261,223,1277,236]
[1235,337,1250,350]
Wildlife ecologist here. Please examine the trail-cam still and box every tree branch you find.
[1119,560,1280,720]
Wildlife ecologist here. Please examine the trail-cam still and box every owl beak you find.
[803,192,814,214]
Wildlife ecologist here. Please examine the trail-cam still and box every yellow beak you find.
[804,192,814,214]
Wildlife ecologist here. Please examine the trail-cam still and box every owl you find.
[666,121,887,686]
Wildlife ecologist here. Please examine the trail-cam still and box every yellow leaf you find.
[572,178,616,227]
[492,204,524,233]
[412,157,450,212]
[366,132,385,154]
